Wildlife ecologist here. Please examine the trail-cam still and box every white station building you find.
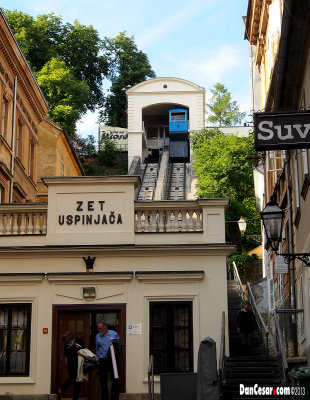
[0,78,233,399]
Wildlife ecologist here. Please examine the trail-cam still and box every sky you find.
[1,0,251,137]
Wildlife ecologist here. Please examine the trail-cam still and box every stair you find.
[223,280,285,399]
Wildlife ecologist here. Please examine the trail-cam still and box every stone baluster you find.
[28,213,34,234]
[188,210,194,231]
[34,213,41,234]
[158,210,165,232]
[0,213,4,235]
[171,210,178,231]
[180,210,187,231]
[166,210,172,232]
[42,212,47,234]
[19,213,26,234]
[196,210,202,231]
[2,214,8,234]
[150,210,157,232]
[12,213,19,235]
[136,211,141,232]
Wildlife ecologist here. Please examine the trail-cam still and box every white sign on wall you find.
[127,323,142,335]
[275,256,288,274]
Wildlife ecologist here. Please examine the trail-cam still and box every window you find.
[0,304,31,376]
[298,274,305,337]
[1,96,8,139]
[293,154,301,225]
[61,160,65,176]
[15,120,23,158]
[150,301,193,374]
[277,274,283,303]
[268,279,275,310]
[170,112,186,122]
[29,141,35,178]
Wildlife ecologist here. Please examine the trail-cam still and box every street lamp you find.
[238,216,247,235]
[260,200,284,251]
[260,200,310,267]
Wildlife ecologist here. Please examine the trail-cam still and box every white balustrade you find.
[135,202,203,233]
[0,204,48,235]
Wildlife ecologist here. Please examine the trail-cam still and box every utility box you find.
[160,372,197,400]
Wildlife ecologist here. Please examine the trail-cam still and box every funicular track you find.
[167,162,186,200]
[137,163,159,200]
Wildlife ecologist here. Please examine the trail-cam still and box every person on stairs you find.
[236,300,258,355]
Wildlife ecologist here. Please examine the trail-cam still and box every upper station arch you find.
[127,77,205,93]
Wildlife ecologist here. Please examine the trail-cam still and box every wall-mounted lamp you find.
[83,256,96,272]
[261,200,310,267]
[83,287,96,300]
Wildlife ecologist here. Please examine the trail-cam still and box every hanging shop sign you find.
[254,111,310,150]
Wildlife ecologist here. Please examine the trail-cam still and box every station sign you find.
[254,110,310,150]
[99,125,128,151]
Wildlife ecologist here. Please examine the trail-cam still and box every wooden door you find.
[52,305,126,399]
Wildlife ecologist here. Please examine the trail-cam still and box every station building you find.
[0,10,234,398]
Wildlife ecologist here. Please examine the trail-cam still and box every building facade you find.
[0,10,48,203]
[245,0,310,361]
[0,176,233,397]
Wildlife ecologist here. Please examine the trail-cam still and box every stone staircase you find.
[223,281,285,400]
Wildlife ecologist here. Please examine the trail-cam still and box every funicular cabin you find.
[169,108,189,162]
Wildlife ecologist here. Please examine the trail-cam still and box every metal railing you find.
[247,282,269,354]
[269,310,288,385]
[148,354,154,400]
[230,261,246,300]
[219,311,226,397]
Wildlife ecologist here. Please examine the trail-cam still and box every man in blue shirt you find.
[96,321,121,400]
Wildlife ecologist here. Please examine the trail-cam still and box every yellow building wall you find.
[37,118,83,200]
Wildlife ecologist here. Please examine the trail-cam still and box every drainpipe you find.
[9,76,17,203]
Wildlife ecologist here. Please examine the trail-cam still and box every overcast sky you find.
[1,0,250,137]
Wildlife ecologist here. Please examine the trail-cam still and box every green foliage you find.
[72,134,127,176]
[229,253,258,275]
[59,20,108,108]
[206,82,246,126]
[4,11,155,133]
[100,32,155,127]
[4,9,107,133]
[98,136,118,166]
[35,58,90,133]
[191,128,260,243]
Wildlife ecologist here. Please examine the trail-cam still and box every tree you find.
[191,128,260,245]
[206,83,246,126]
[4,10,108,120]
[36,58,90,133]
[100,32,155,127]
[59,20,108,108]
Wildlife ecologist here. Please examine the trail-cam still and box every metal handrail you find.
[247,282,269,354]
[231,261,246,300]
[148,354,154,400]
[219,310,226,396]
[272,310,288,385]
